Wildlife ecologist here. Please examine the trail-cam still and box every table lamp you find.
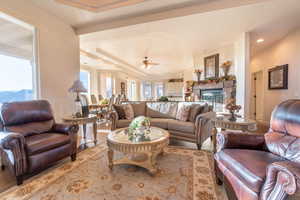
[68,80,87,117]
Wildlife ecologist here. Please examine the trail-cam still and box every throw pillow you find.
[188,104,207,122]
[113,105,126,119]
[176,104,191,121]
[131,102,146,117]
[124,104,134,120]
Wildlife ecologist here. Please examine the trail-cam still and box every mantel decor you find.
[268,64,288,90]
[204,54,219,79]
[220,61,232,78]
[194,69,203,83]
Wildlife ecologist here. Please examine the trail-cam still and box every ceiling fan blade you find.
[148,62,159,66]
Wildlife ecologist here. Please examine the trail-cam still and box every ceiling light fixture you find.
[257,38,264,43]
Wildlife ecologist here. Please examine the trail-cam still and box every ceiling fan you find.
[142,57,159,69]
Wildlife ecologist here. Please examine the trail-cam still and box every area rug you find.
[0,143,225,200]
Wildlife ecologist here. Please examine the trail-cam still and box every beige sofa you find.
[110,101,216,150]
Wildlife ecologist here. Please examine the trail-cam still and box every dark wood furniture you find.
[62,114,97,150]
[0,100,79,185]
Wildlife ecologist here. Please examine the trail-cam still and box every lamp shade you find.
[68,80,87,93]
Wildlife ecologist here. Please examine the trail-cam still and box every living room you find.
[0,0,300,199]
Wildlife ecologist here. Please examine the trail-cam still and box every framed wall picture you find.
[204,54,219,79]
[268,64,288,90]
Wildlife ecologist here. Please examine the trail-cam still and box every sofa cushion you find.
[123,104,134,120]
[146,102,177,119]
[168,119,195,134]
[116,119,131,128]
[6,120,54,137]
[215,149,284,193]
[113,105,126,119]
[150,118,170,129]
[176,104,191,121]
[25,133,70,156]
[131,102,146,117]
[188,104,208,122]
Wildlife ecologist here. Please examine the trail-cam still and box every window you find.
[0,14,37,105]
[80,70,90,94]
[106,76,113,98]
[128,80,136,101]
[142,81,152,100]
[155,83,164,99]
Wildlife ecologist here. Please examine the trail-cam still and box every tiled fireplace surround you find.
[193,80,236,112]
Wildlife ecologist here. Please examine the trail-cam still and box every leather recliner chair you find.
[0,100,79,185]
[215,99,300,200]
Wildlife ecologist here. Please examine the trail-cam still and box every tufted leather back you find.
[0,100,54,137]
[266,100,300,164]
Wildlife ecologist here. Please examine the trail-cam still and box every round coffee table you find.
[107,127,169,175]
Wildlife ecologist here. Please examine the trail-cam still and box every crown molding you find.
[76,0,271,35]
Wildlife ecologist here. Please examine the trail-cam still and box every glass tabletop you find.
[108,127,169,144]
[214,115,256,125]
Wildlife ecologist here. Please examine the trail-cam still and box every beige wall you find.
[250,28,300,123]
[183,44,235,82]
[0,0,80,121]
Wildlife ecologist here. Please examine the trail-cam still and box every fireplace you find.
[193,80,236,112]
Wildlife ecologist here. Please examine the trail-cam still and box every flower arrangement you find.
[225,98,241,121]
[126,116,151,142]
[194,69,203,82]
[220,61,232,78]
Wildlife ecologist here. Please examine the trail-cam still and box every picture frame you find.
[268,64,288,90]
[204,54,219,79]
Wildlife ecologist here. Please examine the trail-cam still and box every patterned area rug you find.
[0,143,225,200]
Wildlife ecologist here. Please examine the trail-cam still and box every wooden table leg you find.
[82,124,87,142]
[212,127,218,154]
[93,122,97,145]
[108,149,114,170]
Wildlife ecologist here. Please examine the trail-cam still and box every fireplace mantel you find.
[193,80,235,90]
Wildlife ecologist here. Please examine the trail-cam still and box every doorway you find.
[251,71,264,121]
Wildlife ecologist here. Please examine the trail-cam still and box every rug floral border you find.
[0,144,219,200]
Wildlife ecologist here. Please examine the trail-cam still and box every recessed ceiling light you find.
[257,38,264,43]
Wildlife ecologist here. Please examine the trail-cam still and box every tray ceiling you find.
[55,0,147,12]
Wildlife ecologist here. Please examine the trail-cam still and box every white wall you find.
[250,28,300,123]
[0,0,80,121]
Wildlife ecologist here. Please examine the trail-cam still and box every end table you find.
[63,114,98,150]
[211,115,257,153]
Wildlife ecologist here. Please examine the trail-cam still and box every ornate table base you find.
[107,127,169,175]
[108,150,164,175]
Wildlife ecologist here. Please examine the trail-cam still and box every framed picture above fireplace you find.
[268,64,288,90]
[204,54,219,79]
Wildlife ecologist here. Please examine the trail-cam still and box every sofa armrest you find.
[52,123,79,135]
[195,111,216,145]
[261,161,300,200]
[0,132,27,176]
[217,131,266,151]
[109,111,119,130]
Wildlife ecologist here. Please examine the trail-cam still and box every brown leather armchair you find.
[0,100,79,185]
[215,99,300,200]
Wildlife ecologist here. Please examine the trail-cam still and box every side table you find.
[63,114,98,150]
[211,115,257,153]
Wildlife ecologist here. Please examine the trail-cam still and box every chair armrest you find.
[52,123,79,135]
[217,131,266,151]
[0,132,27,176]
[195,111,216,145]
[109,111,119,131]
[261,161,300,200]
